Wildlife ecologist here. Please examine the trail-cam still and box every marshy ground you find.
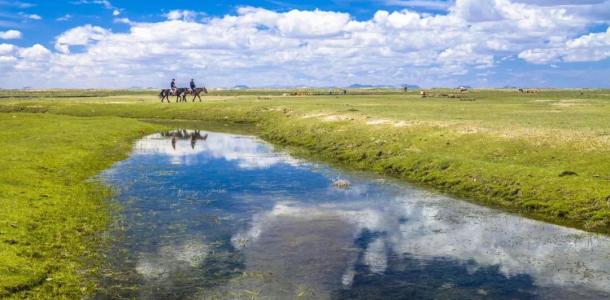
[0,89,609,298]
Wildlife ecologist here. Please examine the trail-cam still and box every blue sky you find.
[0,0,609,88]
[2,0,448,47]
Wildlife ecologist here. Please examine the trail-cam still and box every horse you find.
[189,87,208,102]
[159,89,172,103]
[175,88,190,102]
[160,88,189,103]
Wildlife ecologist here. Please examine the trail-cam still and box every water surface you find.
[98,129,610,299]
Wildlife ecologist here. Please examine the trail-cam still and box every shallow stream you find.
[98,129,610,299]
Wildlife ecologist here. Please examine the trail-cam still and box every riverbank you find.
[0,113,163,298]
[2,90,608,232]
[0,89,609,296]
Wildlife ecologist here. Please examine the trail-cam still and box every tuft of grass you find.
[0,113,162,298]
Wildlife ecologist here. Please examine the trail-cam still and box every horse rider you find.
[190,79,196,92]
[171,79,177,95]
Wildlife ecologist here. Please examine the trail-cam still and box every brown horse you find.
[189,87,208,102]
[159,88,189,103]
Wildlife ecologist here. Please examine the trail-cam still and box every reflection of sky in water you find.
[134,131,301,168]
[99,130,610,299]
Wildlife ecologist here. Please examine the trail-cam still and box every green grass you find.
[0,89,609,297]
[0,113,162,298]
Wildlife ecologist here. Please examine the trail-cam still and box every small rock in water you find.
[333,179,351,189]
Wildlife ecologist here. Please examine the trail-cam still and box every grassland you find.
[0,88,609,297]
[0,113,162,298]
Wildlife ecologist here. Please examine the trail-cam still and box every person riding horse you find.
[171,79,177,95]
[160,78,207,103]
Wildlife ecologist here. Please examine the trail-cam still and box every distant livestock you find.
[518,88,540,94]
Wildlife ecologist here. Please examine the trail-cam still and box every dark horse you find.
[186,87,208,102]
[159,88,189,103]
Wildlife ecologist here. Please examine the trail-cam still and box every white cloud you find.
[0,43,18,65]
[56,14,72,21]
[0,1,34,9]
[384,0,453,10]
[26,13,41,20]
[19,44,51,59]
[165,9,203,22]
[0,30,22,40]
[276,9,351,38]
[75,0,113,10]
[0,43,17,55]
[18,12,42,20]
[113,17,132,25]
[74,0,124,17]
[0,56,17,64]
[54,24,110,54]
[520,27,610,63]
[0,1,609,88]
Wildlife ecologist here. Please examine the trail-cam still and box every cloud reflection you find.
[135,240,209,280]
[231,194,610,297]
[134,130,301,168]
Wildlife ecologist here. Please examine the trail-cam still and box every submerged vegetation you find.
[0,88,609,297]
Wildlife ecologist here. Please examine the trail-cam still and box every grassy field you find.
[0,88,609,297]
[0,113,162,298]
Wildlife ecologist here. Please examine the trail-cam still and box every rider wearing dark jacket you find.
[190,79,196,90]
[170,79,177,95]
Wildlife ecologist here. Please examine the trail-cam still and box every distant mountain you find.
[232,85,250,90]
[349,83,419,89]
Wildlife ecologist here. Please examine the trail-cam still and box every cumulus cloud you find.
[520,27,610,63]
[0,30,22,40]
[275,9,351,38]
[165,9,204,22]
[385,0,453,10]
[0,43,17,55]
[54,24,110,54]
[0,43,17,65]
[1,1,609,88]
[19,44,50,59]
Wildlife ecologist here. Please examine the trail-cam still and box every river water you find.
[97,129,610,299]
